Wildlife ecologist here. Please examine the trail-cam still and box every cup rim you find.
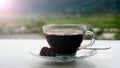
[42,24,87,30]
[42,24,87,34]
[43,24,86,27]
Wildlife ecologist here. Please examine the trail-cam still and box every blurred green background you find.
[0,0,119,40]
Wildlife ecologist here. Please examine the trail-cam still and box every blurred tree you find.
[114,15,120,40]
[96,28,104,36]
[115,29,120,40]
[33,20,46,34]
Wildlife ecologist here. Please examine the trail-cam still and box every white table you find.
[0,39,120,68]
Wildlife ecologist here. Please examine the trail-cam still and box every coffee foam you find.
[45,28,84,35]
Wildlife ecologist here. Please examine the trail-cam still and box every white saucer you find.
[29,46,97,62]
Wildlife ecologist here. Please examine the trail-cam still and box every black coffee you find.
[44,28,84,55]
[45,34,83,55]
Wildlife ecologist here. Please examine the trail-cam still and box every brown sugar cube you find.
[39,47,56,57]
[39,47,48,56]
[46,48,56,57]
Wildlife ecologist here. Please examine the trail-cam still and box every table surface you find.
[0,39,120,68]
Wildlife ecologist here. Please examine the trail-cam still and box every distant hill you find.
[29,0,120,14]
[2,0,119,14]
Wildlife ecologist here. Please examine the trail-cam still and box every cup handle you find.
[79,31,95,49]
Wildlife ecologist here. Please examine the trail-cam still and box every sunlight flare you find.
[0,0,11,10]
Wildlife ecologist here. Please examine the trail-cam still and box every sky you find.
[0,0,46,15]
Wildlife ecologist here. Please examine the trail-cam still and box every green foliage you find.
[33,20,46,34]
[96,28,104,36]
[115,29,120,40]
[41,14,120,29]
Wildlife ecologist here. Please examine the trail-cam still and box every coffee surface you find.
[45,28,84,35]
